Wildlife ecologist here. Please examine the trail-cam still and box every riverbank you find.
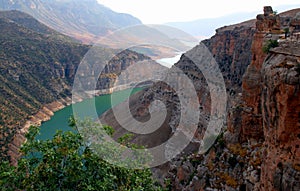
[9,95,81,165]
[9,85,147,165]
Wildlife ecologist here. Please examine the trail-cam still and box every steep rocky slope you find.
[0,11,88,162]
[100,7,257,191]
[101,2,257,146]
[100,7,300,190]
[0,10,89,131]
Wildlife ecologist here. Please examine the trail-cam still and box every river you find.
[38,53,182,140]
[156,53,182,68]
[37,88,143,140]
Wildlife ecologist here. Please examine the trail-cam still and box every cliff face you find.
[203,21,256,144]
[241,6,280,142]
[203,19,255,95]
[260,42,300,190]
[240,7,300,190]
[241,7,300,143]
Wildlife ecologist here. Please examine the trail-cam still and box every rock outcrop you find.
[260,41,300,191]
[241,7,300,190]
[241,6,280,142]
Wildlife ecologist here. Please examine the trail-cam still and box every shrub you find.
[284,28,290,38]
[216,172,238,188]
[228,144,247,157]
[0,119,161,191]
[263,39,279,53]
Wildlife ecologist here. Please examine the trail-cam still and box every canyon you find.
[0,4,299,191]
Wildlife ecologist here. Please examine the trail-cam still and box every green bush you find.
[0,119,162,191]
[262,39,279,53]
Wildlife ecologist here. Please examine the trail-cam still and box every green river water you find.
[37,88,143,140]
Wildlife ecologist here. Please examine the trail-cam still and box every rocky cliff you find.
[101,6,256,146]
[260,41,300,191]
[239,7,300,190]
[100,7,257,191]
[100,7,300,190]
[241,6,280,142]
[2,6,299,190]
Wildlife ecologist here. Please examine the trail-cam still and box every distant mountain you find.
[166,4,300,39]
[0,0,142,43]
[0,0,196,57]
[98,24,198,59]
[167,12,256,39]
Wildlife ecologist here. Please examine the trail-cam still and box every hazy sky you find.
[97,0,299,24]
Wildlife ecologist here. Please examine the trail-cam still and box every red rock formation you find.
[241,6,280,142]
[260,43,300,191]
[241,6,300,190]
[202,19,256,144]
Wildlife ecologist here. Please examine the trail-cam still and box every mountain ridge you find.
[0,0,142,43]
[167,4,300,38]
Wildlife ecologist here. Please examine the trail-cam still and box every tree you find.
[0,119,162,191]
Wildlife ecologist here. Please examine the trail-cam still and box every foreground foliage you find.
[0,120,161,191]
